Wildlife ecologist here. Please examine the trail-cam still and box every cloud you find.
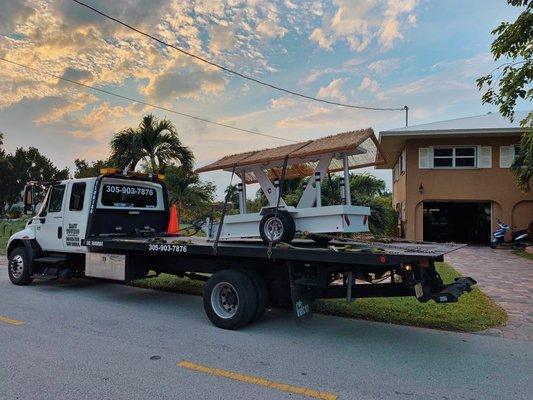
[208,24,236,53]
[60,67,94,83]
[368,58,400,74]
[377,54,494,118]
[270,97,298,109]
[379,0,418,50]
[0,0,34,31]
[317,78,348,101]
[310,28,333,50]
[359,76,379,93]
[309,0,419,53]
[257,20,288,39]
[142,58,226,103]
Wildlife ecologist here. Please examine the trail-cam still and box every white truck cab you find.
[9,177,97,254]
[6,171,168,285]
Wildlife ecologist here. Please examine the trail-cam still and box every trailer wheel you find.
[245,270,269,323]
[259,211,295,244]
[203,270,258,330]
[8,247,33,286]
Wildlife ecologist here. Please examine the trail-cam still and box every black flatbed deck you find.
[86,236,464,267]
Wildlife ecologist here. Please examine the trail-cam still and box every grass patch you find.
[0,220,27,255]
[314,262,507,332]
[133,272,205,296]
[512,249,533,261]
[132,262,507,333]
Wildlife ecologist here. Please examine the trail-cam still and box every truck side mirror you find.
[23,185,34,215]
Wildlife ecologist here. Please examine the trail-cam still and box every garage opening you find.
[423,202,491,244]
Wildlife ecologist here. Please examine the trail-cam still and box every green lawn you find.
[0,220,27,255]
[512,249,533,261]
[133,262,507,333]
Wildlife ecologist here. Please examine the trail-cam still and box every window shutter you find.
[401,149,406,173]
[477,146,492,168]
[500,146,512,168]
[419,147,430,169]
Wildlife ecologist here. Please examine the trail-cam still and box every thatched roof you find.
[196,128,386,182]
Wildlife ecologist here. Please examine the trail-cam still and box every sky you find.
[0,0,529,198]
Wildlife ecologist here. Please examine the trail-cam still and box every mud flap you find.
[287,263,313,323]
[432,277,477,303]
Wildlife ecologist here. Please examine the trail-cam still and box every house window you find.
[400,149,406,173]
[432,147,476,168]
[499,145,519,168]
[433,148,453,167]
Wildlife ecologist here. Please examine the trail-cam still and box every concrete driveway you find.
[1,261,532,400]
[446,246,533,341]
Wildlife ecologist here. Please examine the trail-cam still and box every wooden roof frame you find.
[196,128,387,179]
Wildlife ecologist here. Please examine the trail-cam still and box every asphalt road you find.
[0,263,531,400]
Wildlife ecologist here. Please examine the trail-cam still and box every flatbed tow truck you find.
[6,133,476,330]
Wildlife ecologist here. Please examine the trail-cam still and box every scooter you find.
[490,221,530,249]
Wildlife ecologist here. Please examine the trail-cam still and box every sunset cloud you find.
[310,0,419,53]
[317,78,348,101]
[0,0,523,198]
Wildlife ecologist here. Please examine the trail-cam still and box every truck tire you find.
[203,269,258,330]
[245,270,269,323]
[259,211,295,244]
[8,247,33,286]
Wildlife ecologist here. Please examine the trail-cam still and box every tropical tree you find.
[74,158,113,178]
[477,0,533,191]
[248,172,396,236]
[0,146,69,212]
[165,165,216,221]
[0,133,13,216]
[319,173,396,236]
[110,114,194,173]
[224,184,240,209]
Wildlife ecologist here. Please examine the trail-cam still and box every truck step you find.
[34,256,67,264]
[33,267,74,280]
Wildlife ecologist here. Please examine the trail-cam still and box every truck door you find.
[62,181,89,252]
[35,184,66,252]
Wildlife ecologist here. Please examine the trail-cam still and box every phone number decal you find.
[148,244,188,253]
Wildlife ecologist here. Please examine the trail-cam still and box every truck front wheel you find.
[203,269,258,330]
[8,247,33,286]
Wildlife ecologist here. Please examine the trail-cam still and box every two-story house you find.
[377,112,532,244]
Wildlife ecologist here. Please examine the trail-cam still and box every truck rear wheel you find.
[203,269,258,330]
[246,270,269,323]
[8,247,33,286]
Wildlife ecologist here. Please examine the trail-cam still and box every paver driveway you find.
[446,246,533,341]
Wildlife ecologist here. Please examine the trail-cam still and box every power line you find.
[0,57,296,143]
[71,0,406,112]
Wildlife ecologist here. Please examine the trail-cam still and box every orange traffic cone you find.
[167,204,180,235]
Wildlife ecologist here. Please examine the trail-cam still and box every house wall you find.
[392,158,407,236]
[399,136,533,241]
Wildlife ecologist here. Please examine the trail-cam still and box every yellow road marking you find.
[0,315,24,326]
[177,360,338,400]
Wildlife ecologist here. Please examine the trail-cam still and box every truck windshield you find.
[101,184,158,208]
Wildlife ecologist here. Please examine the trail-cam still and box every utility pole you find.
[404,105,409,127]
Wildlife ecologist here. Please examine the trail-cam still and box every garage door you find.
[423,202,491,244]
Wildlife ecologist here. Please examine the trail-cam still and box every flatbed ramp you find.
[86,236,465,265]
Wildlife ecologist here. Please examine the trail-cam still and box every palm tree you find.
[110,114,194,173]
[224,184,240,209]
[165,165,216,221]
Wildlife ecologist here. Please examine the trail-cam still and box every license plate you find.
[414,283,423,298]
